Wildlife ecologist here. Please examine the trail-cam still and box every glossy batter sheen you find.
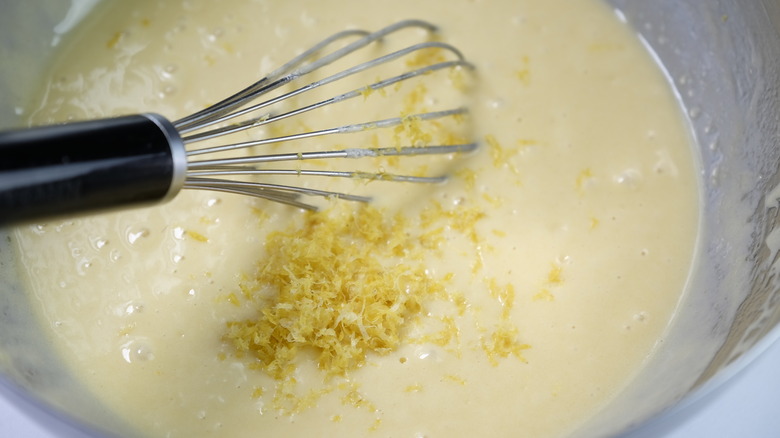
[13,0,699,437]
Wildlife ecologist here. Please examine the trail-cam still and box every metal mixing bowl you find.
[2,1,780,436]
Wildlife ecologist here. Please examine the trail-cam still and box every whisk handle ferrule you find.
[0,113,186,225]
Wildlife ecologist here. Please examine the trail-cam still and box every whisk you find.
[0,20,476,225]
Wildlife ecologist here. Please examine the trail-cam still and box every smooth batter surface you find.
[13,0,699,437]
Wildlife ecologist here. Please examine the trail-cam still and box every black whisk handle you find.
[0,113,186,225]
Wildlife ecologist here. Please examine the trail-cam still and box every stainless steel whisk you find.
[0,20,476,224]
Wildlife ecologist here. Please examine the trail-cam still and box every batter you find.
[12,0,699,437]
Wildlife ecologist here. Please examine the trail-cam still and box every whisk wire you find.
[175,20,476,210]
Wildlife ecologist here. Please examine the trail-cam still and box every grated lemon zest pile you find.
[223,204,446,381]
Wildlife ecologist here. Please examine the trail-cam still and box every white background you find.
[2,339,780,437]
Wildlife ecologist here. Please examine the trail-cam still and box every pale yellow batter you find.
[12,0,699,437]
